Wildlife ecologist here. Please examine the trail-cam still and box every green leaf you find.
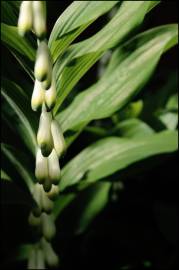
[166,93,178,111]
[56,24,178,132]
[114,118,155,138]
[1,82,37,155]
[158,112,178,130]
[9,49,34,80]
[1,170,11,181]
[141,71,177,121]
[1,23,35,61]
[59,130,178,191]
[1,144,34,192]
[147,1,161,12]
[49,1,118,60]
[54,1,153,113]
[75,182,111,234]
[1,1,20,25]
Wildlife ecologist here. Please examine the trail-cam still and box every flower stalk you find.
[17,1,66,268]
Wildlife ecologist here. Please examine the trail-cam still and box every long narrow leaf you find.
[59,130,178,191]
[54,1,153,112]
[49,1,118,60]
[1,144,34,192]
[1,89,37,155]
[1,23,35,61]
[56,24,177,132]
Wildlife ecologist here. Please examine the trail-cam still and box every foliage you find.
[1,1,178,269]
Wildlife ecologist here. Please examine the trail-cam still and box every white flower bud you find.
[36,248,45,269]
[32,183,42,217]
[37,110,53,157]
[45,74,56,110]
[34,41,52,83]
[41,238,59,268]
[18,1,33,36]
[48,149,61,184]
[28,211,41,227]
[32,1,46,39]
[31,80,45,111]
[41,213,56,241]
[35,148,48,183]
[41,188,54,213]
[51,119,66,158]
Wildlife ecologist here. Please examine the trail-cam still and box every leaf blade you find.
[59,130,178,191]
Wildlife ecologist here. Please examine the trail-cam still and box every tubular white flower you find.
[51,119,66,158]
[48,149,61,184]
[34,41,52,83]
[32,183,43,217]
[37,110,53,157]
[45,73,57,110]
[28,212,41,227]
[32,1,46,39]
[41,188,54,213]
[18,1,33,36]
[41,238,59,268]
[41,213,56,241]
[31,79,45,111]
[35,148,48,183]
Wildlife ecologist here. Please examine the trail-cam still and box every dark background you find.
[1,1,178,270]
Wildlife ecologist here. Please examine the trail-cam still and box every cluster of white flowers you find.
[18,2,66,268]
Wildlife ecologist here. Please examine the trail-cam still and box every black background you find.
[0,1,178,270]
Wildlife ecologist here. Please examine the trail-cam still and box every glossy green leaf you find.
[1,23,35,61]
[56,24,178,132]
[1,82,37,154]
[1,144,34,192]
[54,1,154,113]
[1,170,11,181]
[59,130,178,191]
[75,182,111,234]
[1,1,20,25]
[49,1,118,60]
[114,118,155,138]
[158,112,178,130]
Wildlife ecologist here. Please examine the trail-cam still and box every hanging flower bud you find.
[45,74,56,111]
[35,148,48,183]
[41,238,59,268]
[18,1,33,36]
[41,188,54,213]
[34,41,52,83]
[41,213,56,241]
[46,184,59,200]
[32,183,42,217]
[48,149,61,185]
[27,249,36,269]
[36,248,45,269]
[43,178,52,192]
[41,66,52,90]
[51,119,66,158]
[31,80,44,111]
[28,211,41,227]
[37,110,53,157]
[32,1,46,39]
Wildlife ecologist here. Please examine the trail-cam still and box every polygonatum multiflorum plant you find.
[1,1,178,269]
